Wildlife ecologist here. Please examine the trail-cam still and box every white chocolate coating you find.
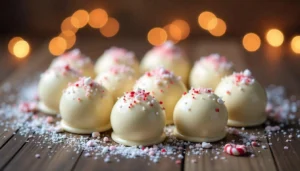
[94,47,139,75]
[134,68,187,124]
[50,49,96,78]
[215,69,267,127]
[38,65,80,115]
[174,88,228,142]
[111,89,166,146]
[190,54,234,89]
[60,77,114,134]
[140,41,190,85]
[95,65,138,101]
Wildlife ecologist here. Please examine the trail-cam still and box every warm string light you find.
[291,36,300,54]
[209,18,226,37]
[8,37,30,58]
[100,17,120,37]
[88,8,108,28]
[71,10,89,28]
[49,36,67,56]
[266,29,284,47]
[147,27,167,46]
[242,33,261,52]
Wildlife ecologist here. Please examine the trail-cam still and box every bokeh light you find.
[291,36,300,54]
[59,33,76,50]
[171,19,190,40]
[166,24,182,42]
[61,17,78,36]
[209,18,226,37]
[100,17,120,37]
[242,33,261,52]
[8,37,23,55]
[13,40,30,58]
[147,27,167,46]
[266,29,284,47]
[71,10,89,28]
[88,8,108,28]
[49,37,67,56]
[198,11,217,30]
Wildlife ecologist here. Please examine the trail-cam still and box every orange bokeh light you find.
[209,18,226,37]
[88,8,108,28]
[172,19,190,40]
[147,27,168,46]
[8,37,23,55]
[59,33,76,50]
[242,33,261,52]
[100,17,120,37]
[61,17,78,36]
[71,9,89,28]
[198,11,217,30]
[49,37,67,56]
[291,35,300,54]
[266,29,284,47]
[13,40,30,58]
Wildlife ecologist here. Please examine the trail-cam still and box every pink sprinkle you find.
[109,146,116,151]
[175,160,181,164]
[86,140,95,147]
[161,149,166,153]
[46,116,54,123]
[149,151,155,156]
[191,159,197,163]
[92,132,100,138]
[103,137,110,143]
[251,141,260,147]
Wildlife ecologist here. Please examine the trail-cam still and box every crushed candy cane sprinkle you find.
[141,68,181,87]
[196,54,233,72]
[0,79,299,164]
[104,47,136,65]
[152,41,184,59]
[119,89,163,110]
[42,64,81,78]
[66,77,106,98]
[55,49,92,67]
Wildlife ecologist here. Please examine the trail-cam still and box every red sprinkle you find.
[159,101,163,104]
[161,149,166,153]
[215,108,220,112]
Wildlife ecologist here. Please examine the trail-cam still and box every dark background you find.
[1,0,300,39]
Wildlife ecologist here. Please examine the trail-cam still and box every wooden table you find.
[0,38,299,171]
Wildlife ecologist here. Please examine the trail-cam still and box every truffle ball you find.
[140,41,190,85]
[50,49,96,78]
[94,47,139,74]
[60,77,114,133]
[174,88,228,142]
[38,65,80,114]
[111,89,166,146]
[134,68,187,124]
[95,65,138,101]
[190,54,234,89]
[215,69,267,127]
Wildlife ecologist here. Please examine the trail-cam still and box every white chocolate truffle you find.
[94,47,139,74]
[111,89,166,146]
[60,77,114,134]
[215,69,267,127]
[140,41,190,85]
[50,49,96,78]
[134,68,187,124]
[190,54,234,89]
[95,65,138,101]
[38,65,80,115]
[174,88,228,142]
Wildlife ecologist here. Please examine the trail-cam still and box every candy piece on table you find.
[134,67,187,124]
[189,54,234,89]
[60,77,114,134]
[173,87,228,142]
[224,143,247,156]
[140,41,190,85]
[110,89,166,146]
[94,47,139,75]
[215,69,267,127]
[95,65,138,101]
[50,49,96,78]
[38,65,80,115]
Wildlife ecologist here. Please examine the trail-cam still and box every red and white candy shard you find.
[224,144,247,156]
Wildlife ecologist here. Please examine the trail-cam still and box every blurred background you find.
[0,0,300,71]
